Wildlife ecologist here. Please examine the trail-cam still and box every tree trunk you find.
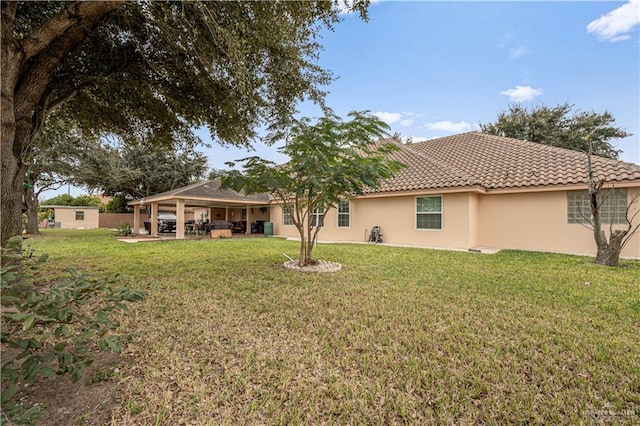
[0,1,124,247]
[296,222,306,267]
[24,187,40,235]
[306,237,313,266]
[298,235,306,267]
[595,248,620,267]
[0,155,26,246]
[304,219,316,267]
[1,2,23,247]
[594,230,627,267]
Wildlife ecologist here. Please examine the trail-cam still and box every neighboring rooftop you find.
[368,132,640,193]
[40,205,100,209]
[129,178,269,205]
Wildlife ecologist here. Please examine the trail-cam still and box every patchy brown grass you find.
[22,229,640,424]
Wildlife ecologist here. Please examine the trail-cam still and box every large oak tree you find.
[0,1,369,246]
[480,103,630,159]
[70,133,208,201]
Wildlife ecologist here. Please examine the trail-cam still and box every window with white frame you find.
[416,196,442,230]
[283,205,294,226]
[75,211,85,220]
[337,201,350,228]
[311,206,324,227]
[567,189,627,224]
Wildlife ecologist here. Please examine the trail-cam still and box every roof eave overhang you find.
[128,195,269,206]
[357,185,487,199]
[484,179,640,195]
[40,205,100,209]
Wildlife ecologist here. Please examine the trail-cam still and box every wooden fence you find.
[99,213,135,228]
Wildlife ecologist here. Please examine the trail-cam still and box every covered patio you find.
[128,179,270,239]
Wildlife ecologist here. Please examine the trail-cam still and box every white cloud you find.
[427,121,474,133]
[509,45,528,59]
[587,0,640,42]
[500,85,543,102]
[374,111,403,125]
[399,119,414,127]
[407,136,430,143]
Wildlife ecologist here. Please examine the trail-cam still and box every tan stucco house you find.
[129,132,640,258]
[272,132,640,258]
[40,205,100,229]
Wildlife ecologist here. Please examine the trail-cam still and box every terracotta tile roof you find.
[134,178,269,204]
[362,138,480,193]
[368,132,640,193]
[178,178,269,202]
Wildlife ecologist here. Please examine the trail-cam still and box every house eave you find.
[128,195,270,207]
[484,179,640,195]
[357,185,487,199]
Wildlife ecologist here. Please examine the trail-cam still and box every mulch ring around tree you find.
[283,260,342,273]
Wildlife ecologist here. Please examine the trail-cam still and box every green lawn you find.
[28,229,640,424]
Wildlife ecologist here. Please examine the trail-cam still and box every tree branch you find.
[20,1,125,63]
[1,2,17,45]
[620,192,640,250]
[44,89,78,116]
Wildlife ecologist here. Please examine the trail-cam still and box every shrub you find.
[0,237,146,424]
[115,222,132,236]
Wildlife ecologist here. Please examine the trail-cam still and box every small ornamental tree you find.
[223,111,405,267]
[582,136,640,267]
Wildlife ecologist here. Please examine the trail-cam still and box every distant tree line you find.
[480,103,630,159]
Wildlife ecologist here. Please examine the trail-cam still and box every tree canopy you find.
[1,0,371,246]
[68,135,208,201]
[40,194,104,210]
[223,111,405,267]
[22,114,86,233]
[479,103,630,159]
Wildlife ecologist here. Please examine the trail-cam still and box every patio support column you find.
[176,199,185,240]
[245,205,251,235]
[150,203,158,237]
[133,204,141,235]
[225,207,229,221]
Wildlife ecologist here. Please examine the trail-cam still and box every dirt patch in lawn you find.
[6,351,127,425]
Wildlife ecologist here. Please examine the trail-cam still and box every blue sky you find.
[48,1,639,199]
[205,0,639,171]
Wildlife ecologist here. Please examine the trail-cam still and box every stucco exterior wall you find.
[53,207,99,229]
[226,207,270,222]
[271,192,475,249]
[477,187,640,258]
[269,186,640,258]
[629,186,640,257]
[189,207,270,223]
